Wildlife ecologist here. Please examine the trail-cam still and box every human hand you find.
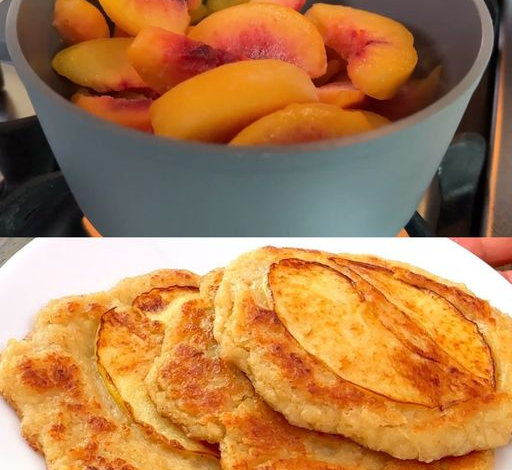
[452,238,512,283]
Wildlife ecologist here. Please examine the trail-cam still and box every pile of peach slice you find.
[52,0,441,146]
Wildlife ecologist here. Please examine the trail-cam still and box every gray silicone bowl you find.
[3,0,494,236]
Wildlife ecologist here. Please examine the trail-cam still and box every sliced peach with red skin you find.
[366,66,443,120]
[306,4,418,99]
[188,3,327,78]
[150,59,318,142]
[72,91,153,132]
[249,0,305,12]
[230,103,389,145]
[52,38,147,93]
[98,0,190,36]
[129,27,238,94]
[53,0,110,45]
[317,79,366,108]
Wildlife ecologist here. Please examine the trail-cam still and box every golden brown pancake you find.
[0,270,219,470]
[147,269,495,469]
[146,269,253,444]
[222,398,494,470]
[97,283,206,450]
[214,246,512,462]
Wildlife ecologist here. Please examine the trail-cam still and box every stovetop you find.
[0,0,508,237]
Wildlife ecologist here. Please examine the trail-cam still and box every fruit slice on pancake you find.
[213,246,512,462]
[331,256,495,387]
[96,283,217,455]
[268,257,494,407]
[145,282,254,444]
[146,269,495,470]
[0,270,220,470]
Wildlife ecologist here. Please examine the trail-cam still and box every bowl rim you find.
[6,0,495,158]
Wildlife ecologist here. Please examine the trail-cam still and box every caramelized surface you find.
[222,398,493,470]
[147,292,254,443]
[0,270,220,470]
[269,258,494,408]
[97,284,215,453]
[148,269,495,469]
[334,257,494,385]
[214,246,512,461]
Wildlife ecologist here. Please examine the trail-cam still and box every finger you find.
[451,238,512,267]
[501,271,512,284]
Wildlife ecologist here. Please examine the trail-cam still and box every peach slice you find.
[53,0,110,45]
[189,4,209,24]
[367,66,443,120]
[113,25,132,38]
[188,3,327,78]
[313,59,344,87]
[230,103,389,145]
[72,91,153,132]
[305,4,418,99]
[317,79,366,108]
[249,0,305,12]
[150,59,318,142]
[52,38,147,93]
[187,0,203,12]
[98,0,190,36]
[129,27,238,94]
[205,0,248,14]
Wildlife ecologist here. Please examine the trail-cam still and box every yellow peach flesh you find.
[306,4,418,99]
[249,0,305,12]
[230,103,389,145]
[150,59,318,142]
[317,79,366,108]
[72,92,153,132]
[52,38,147,93]
[98,0,190,36]
[53,0,110,44]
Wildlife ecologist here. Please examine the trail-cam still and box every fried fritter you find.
[214,247,512,462]
[222,398,494,470]
[146,269,495,470]
[0,270,219,470]
[97,282,211,452]
[146,271,253,443]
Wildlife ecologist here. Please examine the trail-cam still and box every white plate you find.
[0,238,511,469]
